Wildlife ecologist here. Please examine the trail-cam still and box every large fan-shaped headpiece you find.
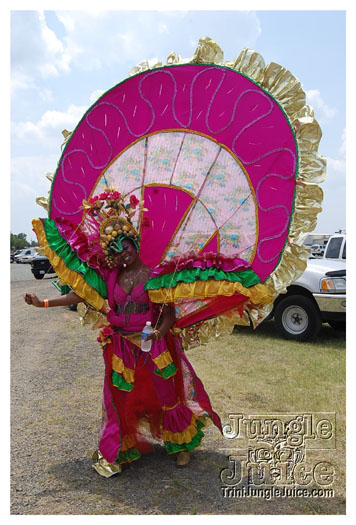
[37,38,326,345]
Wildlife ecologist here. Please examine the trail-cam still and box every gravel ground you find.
[10,264,344,515]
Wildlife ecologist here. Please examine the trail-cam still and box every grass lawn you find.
[186,319,346,513]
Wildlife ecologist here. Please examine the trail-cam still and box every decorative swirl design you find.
[50,63,297,281]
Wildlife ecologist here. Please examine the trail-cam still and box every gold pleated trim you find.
[163,413,200,445]
[112,354,135,384]
[148,280,272,305]
[32,219,106,311]
[152,350,173,370]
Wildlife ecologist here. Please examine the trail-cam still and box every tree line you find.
[11,233,38,251]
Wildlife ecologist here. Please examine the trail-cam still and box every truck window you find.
[342,241,346,259]
[325,237,343,258]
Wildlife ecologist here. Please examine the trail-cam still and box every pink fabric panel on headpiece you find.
[199,232,219,255]
[139,185,194,267]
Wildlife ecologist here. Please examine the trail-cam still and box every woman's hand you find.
[24,292,43,307]
[145,329,163,342]
[24,291,85,308]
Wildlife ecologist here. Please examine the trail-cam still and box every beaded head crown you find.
[81,188,146,268]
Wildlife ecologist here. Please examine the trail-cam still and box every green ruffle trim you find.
[42,218,107,298]
[145,267,260,291]
[112,371,134,391]
[153,362,177,379]
[116,446,141,464]
[164,419,205,454]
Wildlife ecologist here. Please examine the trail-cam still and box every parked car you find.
[10,249,23,263]
[19,248,38,263]
[14,250,27,262]
[268,234,346,341]
[30,255,56,279]
[13,249,27,263]
[311,244,325,257]
[15,248,38,263]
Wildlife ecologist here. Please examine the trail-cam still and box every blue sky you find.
[9,6,347,243]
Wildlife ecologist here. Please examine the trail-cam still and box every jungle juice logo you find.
[220,413,336,499]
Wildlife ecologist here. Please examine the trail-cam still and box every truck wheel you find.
[274,295,321,342]
[33,272,44,280]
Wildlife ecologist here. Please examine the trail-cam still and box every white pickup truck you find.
[270,234,346,341]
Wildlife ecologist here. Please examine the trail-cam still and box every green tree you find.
[10,233,30,251]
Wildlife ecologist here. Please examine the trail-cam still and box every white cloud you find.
[306,89,337,124]
[12,154,57,194]
[12,104,87,144]
[11,11,72,91]
[39,88,54,103]
[323,128,346,186]
[45,10,261,72]
[339,128,346,156]
[11,10,262,96]
[11,71,36,93]
[158,23,169,34]
[38,11,71,76]
[11,154,60,240]
[325,128,346,177]
[326,157,346,175]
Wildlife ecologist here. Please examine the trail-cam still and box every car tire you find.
[274,295,321,342]
[328,320,346,331]
[33,272,44,280]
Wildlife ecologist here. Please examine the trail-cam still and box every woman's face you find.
[116,239,138,266]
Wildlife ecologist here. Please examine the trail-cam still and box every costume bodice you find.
[106,278,154,331]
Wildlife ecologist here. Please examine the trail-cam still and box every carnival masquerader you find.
[24,38,325,477]
[25,192,223,476]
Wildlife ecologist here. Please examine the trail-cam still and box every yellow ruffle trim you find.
[32,219,106,311]
[163,413,201,445]
[148,280,272,305]
[152,350,173,370]
[112,354,135,384]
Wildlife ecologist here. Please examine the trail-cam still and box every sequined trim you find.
[116,301,150,315]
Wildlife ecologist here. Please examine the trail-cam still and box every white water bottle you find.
[141,321,153,352]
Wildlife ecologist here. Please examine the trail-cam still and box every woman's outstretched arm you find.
[24,291,85,308]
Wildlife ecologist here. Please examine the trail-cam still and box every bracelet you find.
[43,299,49,308]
